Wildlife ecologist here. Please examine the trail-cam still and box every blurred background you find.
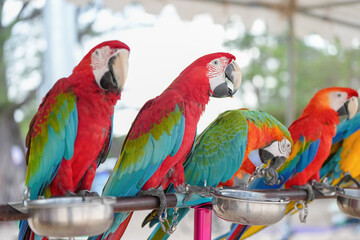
[1,0,360,239]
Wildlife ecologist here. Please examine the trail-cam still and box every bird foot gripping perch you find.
[138,188,180,235]
[180,184,219,203]
[293,180,340,223]
[335,173,360,188]
[293,183,313,223]
[247,165,284,187]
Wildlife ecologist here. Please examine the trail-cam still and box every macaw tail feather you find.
[227,224,248,240]
[106,212,133,240]
[19,220,49,240]
[88,212,133,240]
[109,212,133,240]
[239,225,265,239]
[142,209,159,228]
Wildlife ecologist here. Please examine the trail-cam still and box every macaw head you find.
[303,87,359,120]
[178,52,242,98]
[73,40,130,94]
[260,138,292,168]
[257,138,292,185]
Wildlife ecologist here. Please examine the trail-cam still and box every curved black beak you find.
[212,61,242,98]
[338,96,358,120]
[100,49,129,93]
[269,156,286,170]
[259,148,274,164]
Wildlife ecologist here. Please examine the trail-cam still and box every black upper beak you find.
[259,148,274,164]
[100,55,119,92]
[212,62,242,98]
[338,97,358,120]
[269,156,286,170]
[337,101,349,117]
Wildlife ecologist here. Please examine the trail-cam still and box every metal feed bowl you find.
[26,196,116,237]
[212,189,289,225]
[337,188,360,219]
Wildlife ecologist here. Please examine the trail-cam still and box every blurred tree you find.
[225,30,360,125]
[0,0,102,203]
[0,0,42,203]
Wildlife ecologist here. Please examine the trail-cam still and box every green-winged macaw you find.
[19,40,130,240]
[142,108,293,240]
[320,112,360,187]
[220,87,359,240]
[89,52,242,240]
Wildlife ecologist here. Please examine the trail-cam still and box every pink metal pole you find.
[194,204,212,240]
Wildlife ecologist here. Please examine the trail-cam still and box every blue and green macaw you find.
[320,112,360,186]
[143,109,292,240]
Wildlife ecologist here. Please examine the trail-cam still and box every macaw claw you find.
[138,188,167,218]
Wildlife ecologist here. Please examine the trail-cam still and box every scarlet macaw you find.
[90,52,242,240]
[222,87,359,240]
[19,40,130,240]
[143,109,293,240]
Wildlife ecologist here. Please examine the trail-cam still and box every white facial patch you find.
[209,74,226,92]
[91,46,121,89]
[279,138,292,158]
[329,91,348,112]
[207,57,229,92]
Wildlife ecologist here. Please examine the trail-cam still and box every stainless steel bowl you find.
[26,196,116,237]
[212,189,289,225]
[337,188,360,219]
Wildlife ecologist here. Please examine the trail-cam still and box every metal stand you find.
[194,203,212,240]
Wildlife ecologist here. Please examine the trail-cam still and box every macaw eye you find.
[94,50,99,56]
[337,93,342,97]
[213,60,219,65]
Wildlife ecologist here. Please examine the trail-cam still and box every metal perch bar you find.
[0,188,341,221]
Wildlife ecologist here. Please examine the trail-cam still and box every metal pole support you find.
[194,203,212,240]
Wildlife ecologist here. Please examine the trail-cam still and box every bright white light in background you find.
[251,19,266,36]
[241,81,258,108]
[14,109,24,123]
[352,38,360,48]
[265,76,277,89]
[266,58,280,72]
[252,75,264,88]
[81,4,247,136]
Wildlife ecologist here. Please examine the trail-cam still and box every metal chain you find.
[159,207,179,235]
[295,200,308,223]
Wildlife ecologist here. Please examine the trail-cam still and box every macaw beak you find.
[268,156,286,170]
[212,61,242,98]
[100,49,129,93]
[337,96,358,120]
[259,147,275,164]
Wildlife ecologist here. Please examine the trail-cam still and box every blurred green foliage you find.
[225,30,360,124]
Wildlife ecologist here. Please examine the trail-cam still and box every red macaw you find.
[19,40,130,240]
[222,87,358,240]
[89,52,242,240]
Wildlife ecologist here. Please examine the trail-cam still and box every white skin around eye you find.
[329,91,348,112]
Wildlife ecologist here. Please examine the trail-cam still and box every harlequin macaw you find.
[221,87,359,240]
[18,40,130,240]
[142,109,292,240]
[89,52,242,240]
[320,112,360,187]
